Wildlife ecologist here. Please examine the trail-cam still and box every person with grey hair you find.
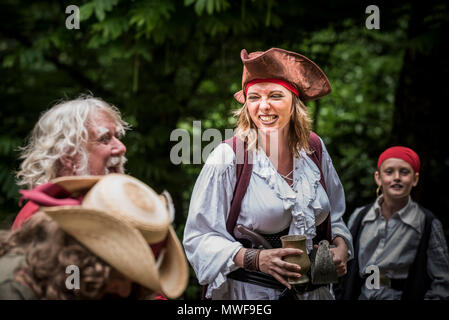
[12,95,129,229]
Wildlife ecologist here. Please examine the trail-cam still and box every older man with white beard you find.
[12,95,129,229]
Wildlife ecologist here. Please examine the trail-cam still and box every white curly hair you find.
[16,95,130,189]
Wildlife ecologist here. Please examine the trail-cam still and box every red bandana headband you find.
[377,146,420,173]
[245,78,299,97]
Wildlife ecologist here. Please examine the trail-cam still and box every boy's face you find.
[375,158,419,201]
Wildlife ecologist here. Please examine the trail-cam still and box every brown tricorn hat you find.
[234,48,332,103]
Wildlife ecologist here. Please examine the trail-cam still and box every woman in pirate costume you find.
[183,48,353,300]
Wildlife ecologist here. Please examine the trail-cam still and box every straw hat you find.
[234,47,332,103]
[42,174,189,299]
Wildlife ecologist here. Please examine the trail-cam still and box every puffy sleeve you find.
[182,143,243,298]
[320,139,354,260]
[424,219,449,299]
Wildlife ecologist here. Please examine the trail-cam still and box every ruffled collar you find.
[251,149,297,209]
[251,148,324,252]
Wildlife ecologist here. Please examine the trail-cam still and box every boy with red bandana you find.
[337,146,449,300]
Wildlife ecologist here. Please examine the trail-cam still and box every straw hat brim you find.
[159,226,189,299]
[43,206,162,293]
[51,176,102,195]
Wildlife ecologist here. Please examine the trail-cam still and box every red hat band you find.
[245,78,299,97]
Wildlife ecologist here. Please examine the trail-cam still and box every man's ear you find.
[59,155,74,173]
[412,172,419,187]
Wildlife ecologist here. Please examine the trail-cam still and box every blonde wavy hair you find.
[233,94,312,157]
[16,95,130,189]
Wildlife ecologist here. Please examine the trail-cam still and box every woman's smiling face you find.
[246,82,293,133]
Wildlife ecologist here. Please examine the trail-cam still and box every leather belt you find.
[227,266,328,294]
[259,227,289,249]
[228,268,285,290]
[231,227,327,296]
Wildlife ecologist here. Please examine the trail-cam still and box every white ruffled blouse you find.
[183,138,354,300]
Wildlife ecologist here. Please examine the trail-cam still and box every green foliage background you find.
[1,0,446,299]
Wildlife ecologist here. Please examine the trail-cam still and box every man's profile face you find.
[85,110,127,175]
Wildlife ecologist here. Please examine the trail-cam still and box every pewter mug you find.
[280,235,310,284]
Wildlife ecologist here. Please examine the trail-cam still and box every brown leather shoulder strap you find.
[223,136,253,236]
[308,132,332,243]
[308,131,327,193]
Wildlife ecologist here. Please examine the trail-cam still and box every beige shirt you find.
[348,196,449,300]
